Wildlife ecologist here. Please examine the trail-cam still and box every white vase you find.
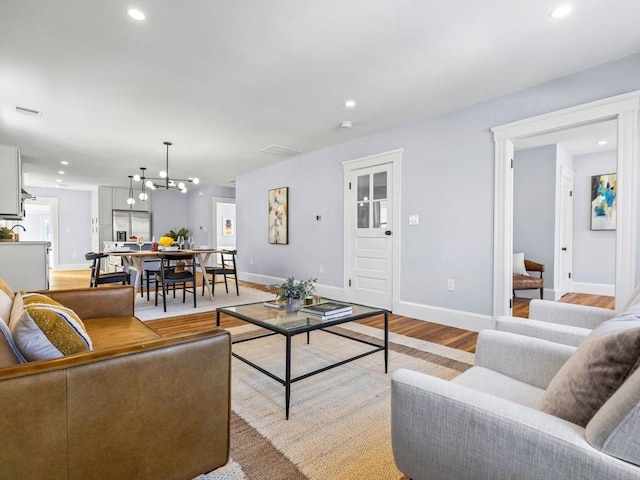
[285,298,301,313]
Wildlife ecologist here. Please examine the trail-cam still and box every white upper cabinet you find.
[0,145,23,218]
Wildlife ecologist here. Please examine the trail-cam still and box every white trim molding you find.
[492,90,640,316]
[571,282,616,297]
[394,300,494,332]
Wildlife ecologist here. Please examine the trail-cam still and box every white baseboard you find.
[238,272,345,301]
[393,300,494,332]
[240,272,493,332]
[53,263,90,271]
[571,282,615,296]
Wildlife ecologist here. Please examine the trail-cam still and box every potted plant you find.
[0,227,14,242]
[273,276,317,312]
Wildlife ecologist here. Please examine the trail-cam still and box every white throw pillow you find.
[513,253,529,276]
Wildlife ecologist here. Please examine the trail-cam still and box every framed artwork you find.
[222,217,234,236]
[590,173,617,231]
[268,187,288,244]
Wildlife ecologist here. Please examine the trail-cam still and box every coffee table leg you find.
[285,335,292,419]
[216,310,221,327]
[384,311,389,373]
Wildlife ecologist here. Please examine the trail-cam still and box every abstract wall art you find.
[590,173,616,231]
[268,187,288,244]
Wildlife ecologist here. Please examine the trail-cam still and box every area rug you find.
[195,323,474,480]
[134,286,275,321]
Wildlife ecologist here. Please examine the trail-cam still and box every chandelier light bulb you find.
[160,171,167,178]
[192,177,200,184]
[126,197,135,205]
[139,192,148,201]
[133,174,141,181]
[144,180,153,188]
[180,187,187,193]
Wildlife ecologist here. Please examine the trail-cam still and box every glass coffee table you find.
[216,300,388,419]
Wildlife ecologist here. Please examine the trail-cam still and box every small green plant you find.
[0,227,13,239]
[273,276,317,302]
[165,227,189,240]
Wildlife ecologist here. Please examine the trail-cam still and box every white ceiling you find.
[1,0,639,191]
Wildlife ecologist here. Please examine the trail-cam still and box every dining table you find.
[106,248,224,300]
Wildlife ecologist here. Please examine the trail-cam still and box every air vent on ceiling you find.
[15,105,43,117]
[260,144,303,157]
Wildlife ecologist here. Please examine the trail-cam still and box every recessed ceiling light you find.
[550,5,572,19]
[340,121,353,129]
[56,179,62,183]
[344,100,356,108]
[61,161,69,165]
[127,8,145,21]
[58,171,65,174]
[598,140,608,145]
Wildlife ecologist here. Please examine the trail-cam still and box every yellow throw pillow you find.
[10,292,93,361]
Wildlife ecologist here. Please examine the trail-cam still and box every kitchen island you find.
[0,241,50,290]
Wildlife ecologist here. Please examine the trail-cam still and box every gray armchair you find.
[496,283,640,347]
[391,328,640,480]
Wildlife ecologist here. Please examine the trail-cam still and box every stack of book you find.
[300,301,353,320]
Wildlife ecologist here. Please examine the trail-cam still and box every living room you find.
[1,1,640,479]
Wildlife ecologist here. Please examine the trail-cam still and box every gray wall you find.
[573,150,617,285]
[236,53,640,317]
[27,186,91,267]
[513,144,557,290]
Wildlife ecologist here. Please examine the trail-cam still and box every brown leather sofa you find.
[0,286,230,480]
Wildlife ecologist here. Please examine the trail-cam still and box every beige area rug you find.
[134,286,275,321]
[197,323,474,480]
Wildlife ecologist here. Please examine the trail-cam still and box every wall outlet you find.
[319,265,324,274]
[447,279,455,291]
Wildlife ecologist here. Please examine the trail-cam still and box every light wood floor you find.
[50,270,615,354]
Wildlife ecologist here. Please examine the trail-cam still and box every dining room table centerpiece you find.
[273,276,317,313]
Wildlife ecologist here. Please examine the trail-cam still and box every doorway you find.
[343,149,401,310]
[18,197,58,268]
[492,91,639,316]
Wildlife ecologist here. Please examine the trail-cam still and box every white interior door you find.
[558,167,574,296]
[349,163,393,309]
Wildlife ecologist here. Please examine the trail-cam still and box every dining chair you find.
[85,252,131,288]
[202,250,239,297]
[142,259,161,301]
[155,253,197,312]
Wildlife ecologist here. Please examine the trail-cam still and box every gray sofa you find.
[391,326,640,480]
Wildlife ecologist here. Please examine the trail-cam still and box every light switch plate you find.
[409,214,419,225]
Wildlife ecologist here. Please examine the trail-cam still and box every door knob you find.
[384,230,392,236]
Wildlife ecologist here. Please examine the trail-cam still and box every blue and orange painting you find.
[591,173,616,230]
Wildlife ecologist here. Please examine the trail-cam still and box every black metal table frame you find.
[216,306,388,419]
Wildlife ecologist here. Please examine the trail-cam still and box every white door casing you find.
[557,166,574,298]
[343,150,402,310]
[492,91,639,316]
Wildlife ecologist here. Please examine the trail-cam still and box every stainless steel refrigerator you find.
[112,210,151,241]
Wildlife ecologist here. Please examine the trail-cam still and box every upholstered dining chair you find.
[202,250,238,297]
[85,252,131,288]
[155,252,197,312]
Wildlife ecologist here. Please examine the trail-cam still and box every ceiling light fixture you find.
[127,8,145,21]
[58,170,65,174]
[598,140,608,145]
[340,121,353,129]
[344,100,356,108]
[126,175,136,207]
[130,142,199,201]
[61,160,69,165]
[550,5,572,19]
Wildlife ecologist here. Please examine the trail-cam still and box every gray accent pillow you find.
[539,303,640,427]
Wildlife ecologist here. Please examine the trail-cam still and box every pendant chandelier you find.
[128,141,200,203]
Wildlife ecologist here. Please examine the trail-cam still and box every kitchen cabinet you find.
[96,187,150,253]
[0,241,50,291]
[0,145,23,219]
